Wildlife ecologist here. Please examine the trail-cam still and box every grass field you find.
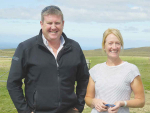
[0,48,150,113]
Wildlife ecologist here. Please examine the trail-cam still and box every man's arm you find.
[7,43,31,113]
[74,49,89,112]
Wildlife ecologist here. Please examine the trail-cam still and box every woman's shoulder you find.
[123,62,140,78]
[89,63,105,81]
[90,62,106,70]
[124,62,139,70]
[89,62,105,75]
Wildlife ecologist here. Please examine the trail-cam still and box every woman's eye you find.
[116,43,121,45]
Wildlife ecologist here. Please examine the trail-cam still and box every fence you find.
[0,56,11,82]
[86,59,91,69]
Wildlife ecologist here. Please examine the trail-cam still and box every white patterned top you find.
[89,62,140,113]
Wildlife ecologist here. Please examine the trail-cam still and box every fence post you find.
[86,59,91,70]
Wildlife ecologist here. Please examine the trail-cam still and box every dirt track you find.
[130,90,150,113]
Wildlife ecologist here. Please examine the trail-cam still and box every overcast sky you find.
[0,0,150,50]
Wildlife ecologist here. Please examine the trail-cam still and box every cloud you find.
[0,7,41,20]
[123,26,139,32]
[0,0,150,23]
[142,28,150,32]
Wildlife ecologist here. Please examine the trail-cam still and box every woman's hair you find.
[102,28,124,51]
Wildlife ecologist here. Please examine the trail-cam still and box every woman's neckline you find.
[105,61,126,67]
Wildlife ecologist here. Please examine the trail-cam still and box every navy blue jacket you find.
[7,30,89,113]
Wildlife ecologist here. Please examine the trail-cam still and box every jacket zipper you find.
[43,45,61,108]
[56,47,68,108]
[56,60,61,107]
[41,45,71,108]
[33,90,37,112]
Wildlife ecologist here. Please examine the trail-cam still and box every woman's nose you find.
[112,44,117,48]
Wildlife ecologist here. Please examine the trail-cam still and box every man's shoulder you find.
[67,38,81,50]
[18,35,39,50]
[23,35,38,44]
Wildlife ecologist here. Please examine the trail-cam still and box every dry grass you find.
[83,47,150,57]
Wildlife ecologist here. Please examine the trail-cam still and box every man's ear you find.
[62,20,64,28]
[40,21,43,29]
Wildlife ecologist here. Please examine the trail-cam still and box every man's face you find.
[40,14,64,42]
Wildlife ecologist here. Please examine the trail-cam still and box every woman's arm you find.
[108,75,145,112]
[85,76,107,112]
[126,75,145,107]
[85,76,95,108]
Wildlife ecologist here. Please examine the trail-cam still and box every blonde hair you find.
[102,28,124,51]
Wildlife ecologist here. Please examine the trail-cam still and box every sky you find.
[0,0,150,50]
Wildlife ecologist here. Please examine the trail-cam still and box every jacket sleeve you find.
[7,43,31,113]
[74,48,90,112]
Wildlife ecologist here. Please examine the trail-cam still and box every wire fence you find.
[0,56,11,83]
[0,71,9,82]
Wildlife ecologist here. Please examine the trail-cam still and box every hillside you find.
[0,49,15,57]
[83,47,150,57]
[0,47,150,57]
[121,47,150,57]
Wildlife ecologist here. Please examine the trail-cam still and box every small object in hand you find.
[105,104,115,107]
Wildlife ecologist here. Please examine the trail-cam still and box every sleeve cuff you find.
[74,104,84,112]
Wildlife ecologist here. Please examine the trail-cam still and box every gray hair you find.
[41,5,64,22]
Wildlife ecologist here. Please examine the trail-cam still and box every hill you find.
[83,47,150,57]
[0,47,150,57]
[0,49,15,57]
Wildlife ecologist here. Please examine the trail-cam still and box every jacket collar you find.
[36,29,71,49]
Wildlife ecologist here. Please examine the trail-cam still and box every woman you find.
[85,28,145,113]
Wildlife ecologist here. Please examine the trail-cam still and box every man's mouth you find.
[50,31,57,33]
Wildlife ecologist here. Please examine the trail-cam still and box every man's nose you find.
[51,24,56,29]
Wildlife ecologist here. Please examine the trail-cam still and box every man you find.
[7,5,89,113]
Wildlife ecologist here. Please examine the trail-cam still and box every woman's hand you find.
[108,101,123,113]
[92,98,108,112]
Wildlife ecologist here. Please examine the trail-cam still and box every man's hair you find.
[102,28,124,52]
[41,5,64,22]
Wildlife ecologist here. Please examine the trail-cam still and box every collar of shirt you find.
[42,34,65,59]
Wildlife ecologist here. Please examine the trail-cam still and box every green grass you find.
[0,56,150,113]
[0,58,11,80]
[0,82,17,113]
[0,49,15,57]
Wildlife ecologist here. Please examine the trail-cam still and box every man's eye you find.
[56,22,60,25]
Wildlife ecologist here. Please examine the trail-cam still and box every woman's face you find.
[104,33,121,59]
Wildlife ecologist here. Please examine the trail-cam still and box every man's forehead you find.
[44,14,62,18]
[43,14,63,21]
